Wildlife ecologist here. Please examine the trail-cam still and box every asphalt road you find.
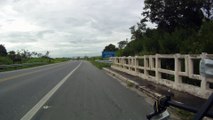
[0,61,152,120]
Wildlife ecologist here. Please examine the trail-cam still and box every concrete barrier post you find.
[121,57,124,68]
[200,53,208,96]
[174,54,182,89]
[135,56,139,75]
[185,55,189,76]
[128,57,131,71]
[112,58,115,64]
[155,54,161,84]
[122,57,125,69]
[144,56,148,79]
[188,55,193,78]
[130,57,133,71]
[149,56,153,68]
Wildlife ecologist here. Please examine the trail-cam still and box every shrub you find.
[0,57,13,65]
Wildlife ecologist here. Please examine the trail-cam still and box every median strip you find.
[20,62,82,120]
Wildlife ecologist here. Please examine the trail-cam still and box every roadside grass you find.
[22,58,70,63]
[0,56,13,65]
[169,107,194,120]
[89,60,111,69]
[0,63,47,72]
[126,81,134,87]
[0,57,70,72]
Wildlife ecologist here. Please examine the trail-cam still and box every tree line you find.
[0,44,50,64]
[103,0,213,56]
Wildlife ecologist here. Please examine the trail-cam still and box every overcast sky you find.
[0,0,147,57]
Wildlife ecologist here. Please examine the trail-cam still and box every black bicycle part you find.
[147,93,213,120]
[146,95,171,120]
[193,93,213,120]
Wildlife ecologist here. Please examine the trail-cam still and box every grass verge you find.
[89,60,111,69]
[0,58,70,72]
[126,81,134,87]
[0,63,47,72]
[172,107,194,120]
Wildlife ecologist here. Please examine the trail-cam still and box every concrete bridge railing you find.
[110,53,213,99]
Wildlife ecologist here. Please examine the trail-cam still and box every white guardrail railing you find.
[110,53,213,99]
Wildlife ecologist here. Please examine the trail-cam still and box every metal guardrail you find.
[95,60,112,64]
[200,59,213,78]
[0,62,47,69]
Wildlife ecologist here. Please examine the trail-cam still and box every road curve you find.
[0,61,152,120]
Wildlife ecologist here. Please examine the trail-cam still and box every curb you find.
[103,68,161,100]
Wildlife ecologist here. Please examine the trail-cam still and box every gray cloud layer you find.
[0,0,144,57]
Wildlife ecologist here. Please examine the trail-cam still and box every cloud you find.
[0,0,145,57]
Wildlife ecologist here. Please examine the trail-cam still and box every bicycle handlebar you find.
[147,93,213,120]
[168,100,213,118]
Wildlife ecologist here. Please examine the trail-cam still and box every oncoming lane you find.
[0,61,81,120]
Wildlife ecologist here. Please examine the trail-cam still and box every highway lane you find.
[0,62,68,82]
[0,60,152,120]
[33,61,152,120]
[0,61,80,120]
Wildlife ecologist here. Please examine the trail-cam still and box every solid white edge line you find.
[20,62,82,120]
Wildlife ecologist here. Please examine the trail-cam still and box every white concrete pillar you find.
[155,54,161,84]
[149,56,153,69]
[174,54,182,89]
[144,56,148,78]
[124,57,127,69]
[119,58,122,68]
[185,55,189,75]
[130,57,133,71]
[135,56,139,76]
[188,55,193,78]
[128,57,131,70]
[122,57,125,68]
[200,53,208,95]
[113,58,115,64]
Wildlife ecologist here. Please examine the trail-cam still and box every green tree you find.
[20,49,32,59]
[0,44,7,56]
[114,0,213,57]
[121,39,144,56]
[199,21,213,53]
[43,51,50,58]
[142,29,160,54]
[118,39,128,49]
[129,21,146,41]
[143,0,204,32]
[103,44,118,52]
[8,51,16,63]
